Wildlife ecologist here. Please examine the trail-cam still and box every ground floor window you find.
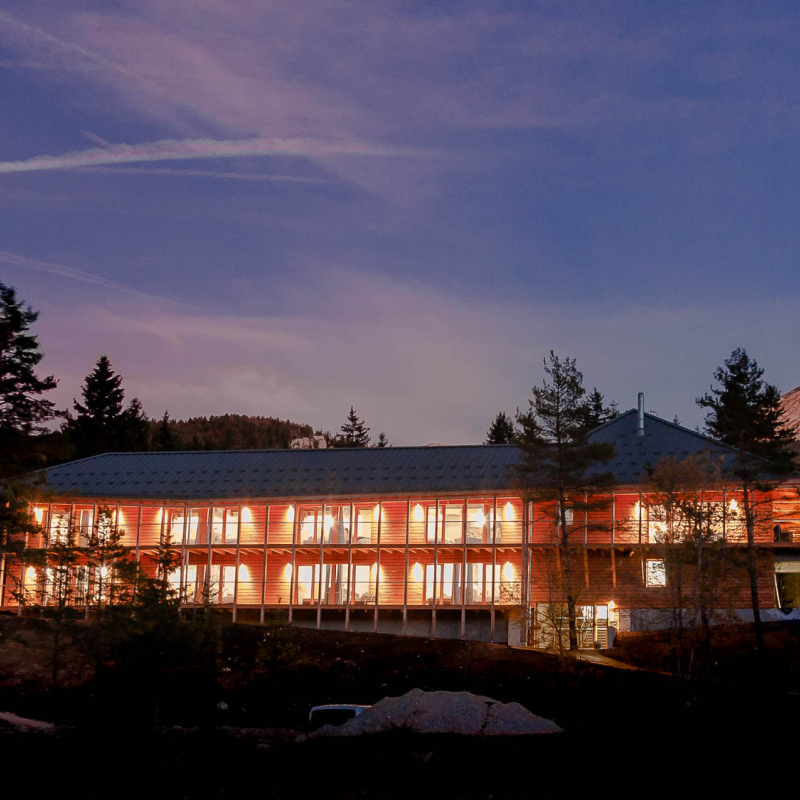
[645,559,667,587]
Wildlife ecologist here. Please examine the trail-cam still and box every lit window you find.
[645,559,667,587]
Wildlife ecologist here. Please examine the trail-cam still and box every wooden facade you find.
[4,481,800,645]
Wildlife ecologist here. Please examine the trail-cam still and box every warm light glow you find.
[503,502,515,521]
[33,507,43,524]
[729,498,739,513]
[608,600,616,612]
[503,561,514,581]
[100,566,108,579]
[412,563,423,581]
[325,514,334,531]
[287,505,295,522]
[413,503,423,522]
[475,508,486,527]
[242,507,252,523]
[238,564,249,582]
[156,508,163,524]
[26,567,36,581]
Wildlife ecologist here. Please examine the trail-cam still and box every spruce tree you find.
[339,406,370,447]
[154,411,177,451]
[516,352,615,652]
[585,388,618,429]
[64,355,147,458]
[0,283,59,476]
[485,411,517,444]
[377,432,389,448]
[698,348,798,652]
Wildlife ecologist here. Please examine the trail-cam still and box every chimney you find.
[636,392,645,437]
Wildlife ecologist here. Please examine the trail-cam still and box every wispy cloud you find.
[0,136,430,174]
[76,166,328,184]
[0,10,129,76]
[30,268,800,444]
[0,250,158,299]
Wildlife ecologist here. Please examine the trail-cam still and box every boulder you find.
[311,689,562,737]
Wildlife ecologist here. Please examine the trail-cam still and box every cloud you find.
[0,250,159,299]
[27,265,800,445]
[0,9,129,76]
[76,166,328,183]
[0,136,431,174]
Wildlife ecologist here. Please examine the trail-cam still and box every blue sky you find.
[1,1,799,443]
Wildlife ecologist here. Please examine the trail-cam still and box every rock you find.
[0,712,56,731]
[310,689,562,737]
[216,701,229,711]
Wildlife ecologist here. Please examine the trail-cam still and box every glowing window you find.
[645,559,667,587]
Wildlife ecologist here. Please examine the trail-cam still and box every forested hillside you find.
[149,414,317,451]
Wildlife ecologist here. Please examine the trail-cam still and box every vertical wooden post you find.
[638,492,643,545]
[179,502,188,606]
[206,503,214,605]
[345,501,354,632]
[233,503,242,623]
[722,488,727,542]
[374,501,382,633]
[289,503,297,623]
[490,495,497,643]
[403,499,410,634]
[461,497,467,639]
[317,502,326,629]
[431,498,439,638]
[260,504,269,624]
[135,503,143,563]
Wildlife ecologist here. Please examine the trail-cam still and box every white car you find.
[308,704,371,729]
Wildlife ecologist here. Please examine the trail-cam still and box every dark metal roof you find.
[37,411,740,500]
[39,445,523,500]
[587,410,739,483]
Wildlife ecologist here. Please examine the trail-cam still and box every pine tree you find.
[485,412,517,444]
[516,352,615,652]
[64,356,147,458]
[697,348,798,652]
[338,406,370,447]
[377,432,389,448]
[154,411,177,451]
[0,283,59,477]
[585,388,618,429]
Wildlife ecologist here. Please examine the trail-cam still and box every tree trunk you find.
[743,486,764,653]
[560,498,579,652]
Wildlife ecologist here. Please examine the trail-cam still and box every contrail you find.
[0,250,159,299]
[77,166,328,183]
[0,136,430,174]
[0,10,130,76]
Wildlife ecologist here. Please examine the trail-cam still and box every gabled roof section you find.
[781,385,800,439]
[37,412,746,500]
[38,445,523,500]
[587,409,739,483]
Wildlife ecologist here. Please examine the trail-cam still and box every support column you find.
[317,503,325,630]
[490,495,497,642]
[460,498,467,639]
[233,503,242,623]
[206,504,214,604]
[289,503,297,623]
[260,504,269,624]
[431,498,439,638]
[345,501,353,632]
[374,501,382,633]
[179,502,188,606]
[403,499,410,635]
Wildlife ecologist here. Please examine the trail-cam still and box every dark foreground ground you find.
[0,615,795,798]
